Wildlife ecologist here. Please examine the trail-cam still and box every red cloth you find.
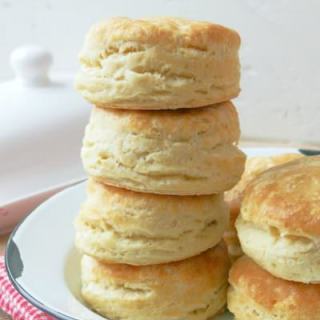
[0,257,53,320]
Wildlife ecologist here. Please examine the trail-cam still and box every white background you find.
[1,0,320,145]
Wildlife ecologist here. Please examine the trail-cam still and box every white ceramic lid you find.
[0,45,90,205]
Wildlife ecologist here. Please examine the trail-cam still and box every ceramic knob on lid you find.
[0,45,90,234]
[10,45,53,86]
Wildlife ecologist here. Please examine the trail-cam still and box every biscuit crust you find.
[228,256,320,320]
[75,179,228,265]
[75,17,241,109]
[81,243,230,320]
[241,156,320,236]
[81,103,245,195]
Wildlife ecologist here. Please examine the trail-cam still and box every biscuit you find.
[81,103,245,195]
[75,179,228,265]
[228,256,320,320]
[223,153,303,261]
[81,243,230,320]
[236,156,320,283]
[75,17,241,109]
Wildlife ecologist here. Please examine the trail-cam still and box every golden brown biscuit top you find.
[91,242,229,286]
[81,16,240,53]
[90,102,240,143]
[241,156,320,236]
[229,256,320,314]
[225,154,303,228]
[225,154,303,208]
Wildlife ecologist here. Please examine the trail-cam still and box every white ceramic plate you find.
[5,147,319,320]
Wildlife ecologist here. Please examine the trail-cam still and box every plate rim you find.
[5,184,82,320]
[5,147,320,319]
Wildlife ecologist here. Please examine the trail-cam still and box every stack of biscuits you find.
[228,156,320,319]
[74,17,246,320]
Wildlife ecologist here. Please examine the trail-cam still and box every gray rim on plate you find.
[5,195,80,320]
